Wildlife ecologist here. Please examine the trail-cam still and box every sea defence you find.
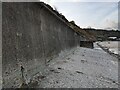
[2,2,80,88]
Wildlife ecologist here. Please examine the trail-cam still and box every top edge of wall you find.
[1,0,40,2]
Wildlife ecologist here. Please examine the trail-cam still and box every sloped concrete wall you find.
[2,2,80,88]
[0,2,1,61]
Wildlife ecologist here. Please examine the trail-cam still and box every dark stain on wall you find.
[80,41,94,49]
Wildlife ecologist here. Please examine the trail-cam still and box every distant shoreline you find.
[97,42,120,60]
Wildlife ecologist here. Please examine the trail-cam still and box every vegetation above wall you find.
[41,2,120,41]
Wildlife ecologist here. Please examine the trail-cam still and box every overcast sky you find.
[40,0,119,30]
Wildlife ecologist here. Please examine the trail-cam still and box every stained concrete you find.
[2,2,80,88]
[0,1,2,90]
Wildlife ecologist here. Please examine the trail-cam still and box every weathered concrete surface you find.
[2,2,80,88]
[0,1,2,90]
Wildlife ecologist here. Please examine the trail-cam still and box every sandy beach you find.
[27,43,118,88]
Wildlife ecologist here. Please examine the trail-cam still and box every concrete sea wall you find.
[2,2,80,88]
